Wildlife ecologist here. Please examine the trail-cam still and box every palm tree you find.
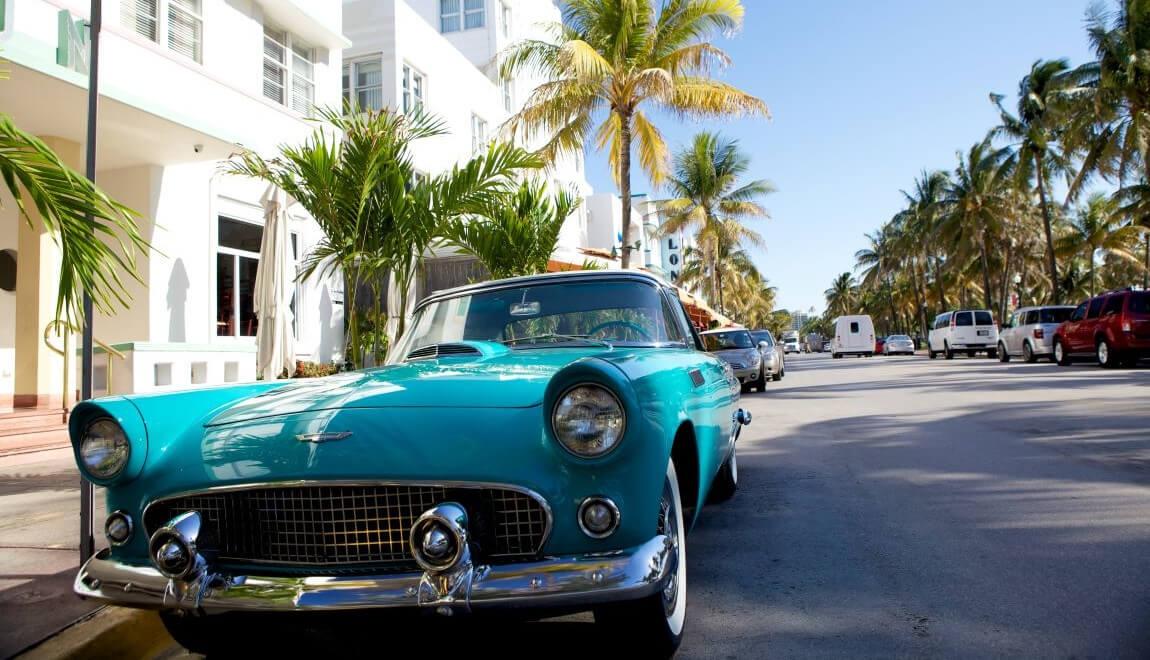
[0,115,147,322]
[227,107,539,366]
[1071,0,1150,192]
[1056,191,1143,296]
[500,0,769,268]
[658,132,773,312]
[440,180,579,279]
[854,227,901,333]
[991,59,1085,302]
[940,138,1017,311]
[824,273,858,318]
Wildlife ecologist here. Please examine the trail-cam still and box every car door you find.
[1005,310,1025,354]
[1076,296,1106,352]
[1063,302,1088,352]
[953,311,974,346]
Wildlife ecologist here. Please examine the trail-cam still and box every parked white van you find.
[832,315,875,358]
[928,310,999,359]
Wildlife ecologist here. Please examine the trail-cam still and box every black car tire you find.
[928,349,937,359]
[596,461,686,657]
[1054,339,1071,366]
[1097,338,1118,369]
[1023,342,1037,363]
[944,342,954,360]
[753,366,767,391]
[708,450,738,503]
[773,366,783,381]
[996,343,1008,362]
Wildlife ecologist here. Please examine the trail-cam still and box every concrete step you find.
[0,428,71,456]
[0,409,69,438]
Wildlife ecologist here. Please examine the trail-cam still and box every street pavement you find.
[6,353,1150,658]
[0,448,105,657]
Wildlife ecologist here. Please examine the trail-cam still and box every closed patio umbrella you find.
[254,184,296,380]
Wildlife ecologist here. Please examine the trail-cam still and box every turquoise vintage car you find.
[71,270,750,656]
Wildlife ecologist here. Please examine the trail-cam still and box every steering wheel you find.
[586,320,652,341]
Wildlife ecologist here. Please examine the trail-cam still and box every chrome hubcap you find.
[1099,343,1109,363]
[1055,344,1063,361]
[657,489,680,614]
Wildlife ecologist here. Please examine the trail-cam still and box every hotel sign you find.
[662,235,682,283]
[56,9,89,74]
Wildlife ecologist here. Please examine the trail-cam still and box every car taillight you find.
[950,317,956,328]
[1033,328,1044,339]
[1123,320,1132,333]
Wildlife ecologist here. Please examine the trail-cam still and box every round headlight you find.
[552,385,625,457]
[79,418,130,480]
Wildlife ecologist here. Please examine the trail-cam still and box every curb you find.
[16,607,174,660]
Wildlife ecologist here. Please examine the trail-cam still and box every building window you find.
[471,114,488,154]
[263,25,315,115]
[216,217,262,338]
[441,0,484,32]
[344,59,383,111]
[501,2,511,37]
[216,217,297,339]
[403,64,425,114]
[501,78,513,112]
[121,0,202,63]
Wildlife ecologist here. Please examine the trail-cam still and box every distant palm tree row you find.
[829,0,1150,338]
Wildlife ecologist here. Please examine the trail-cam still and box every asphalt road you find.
[6,353,1150,658]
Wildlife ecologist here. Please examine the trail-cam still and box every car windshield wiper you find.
[499,333,613,348]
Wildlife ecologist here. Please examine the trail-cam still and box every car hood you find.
[205,347,612,427]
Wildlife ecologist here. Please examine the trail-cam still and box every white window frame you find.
[500,1,511,38]
[471,113,488,154]
[344,57,384,112]
[121,0,203,63]
[440,0,485,33]
[214,214,299,341]
[402,63,426,114]
[263,24,315,116]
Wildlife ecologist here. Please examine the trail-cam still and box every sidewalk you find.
[0,447,104,657]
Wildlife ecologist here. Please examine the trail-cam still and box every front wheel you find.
[997,343,1009,362]
[773,365,784,381]
[753,366,767,391]
[1054,339,1071,366]
[595,461,686,657]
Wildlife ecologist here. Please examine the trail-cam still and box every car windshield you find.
[703,331,754,351]
[389,279,685,362]
[750,331,774,346]
[1039,308,1073,324]
[888,335,910,341]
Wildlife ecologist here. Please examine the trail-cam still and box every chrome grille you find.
[144,484,549,568]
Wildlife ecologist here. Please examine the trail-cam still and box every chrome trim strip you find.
[141,480,554,558]
[74,535,672,613]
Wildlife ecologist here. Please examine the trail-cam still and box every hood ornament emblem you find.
[296,431,353,443]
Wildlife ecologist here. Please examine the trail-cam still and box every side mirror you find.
[758,341,770,350]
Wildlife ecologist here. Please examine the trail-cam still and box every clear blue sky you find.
[580,0,1097,315]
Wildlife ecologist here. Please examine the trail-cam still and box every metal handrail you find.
[43,320,125,403]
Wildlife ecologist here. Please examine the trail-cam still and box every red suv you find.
[1052,288,1150,368]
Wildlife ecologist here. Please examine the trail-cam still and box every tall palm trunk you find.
[909,258,927,337]
[930,251,945,310]
[999,243,1014,324]
[979,233,993,311]
[1034,152,1059,304]
[715,251,725,314]
[1089,249,1096,298]
[618,111,634,269]
[1144,235,1149,290]
[886,276,898,335]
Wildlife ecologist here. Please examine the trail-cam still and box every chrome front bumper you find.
[74,535,672,614]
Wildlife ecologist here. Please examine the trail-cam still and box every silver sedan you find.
[883,334,915,355]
